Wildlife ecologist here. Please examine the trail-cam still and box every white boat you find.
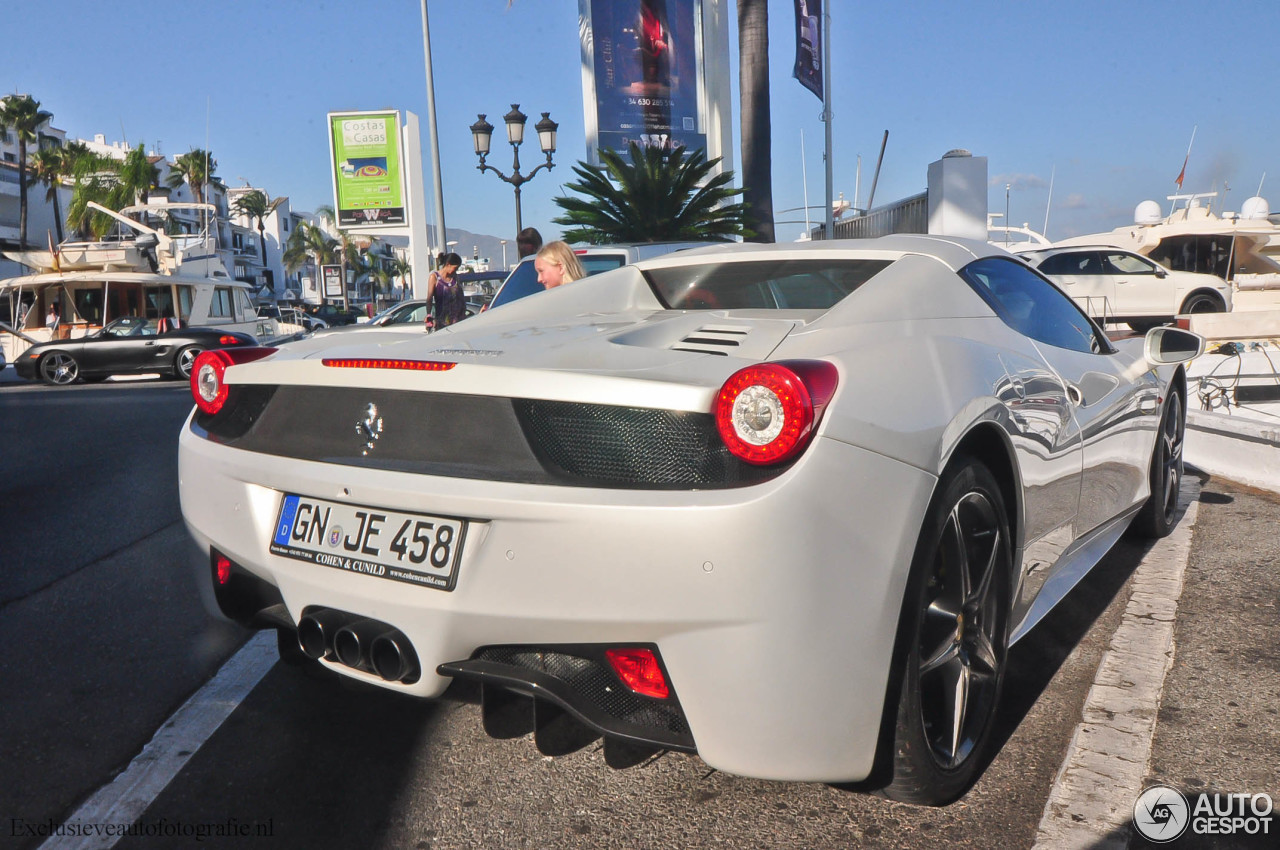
[1055,193,1280,312]
[1,202,276,362]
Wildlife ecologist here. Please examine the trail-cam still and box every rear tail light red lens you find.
[714,360,839,465]
[218,334,245,345]
[191,347,277,415]
[605,648,670,699]
[321,358,456,371]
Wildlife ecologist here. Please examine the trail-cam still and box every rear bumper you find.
[179,413,936,782]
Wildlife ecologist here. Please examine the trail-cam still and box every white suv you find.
[1020,246,1232,332]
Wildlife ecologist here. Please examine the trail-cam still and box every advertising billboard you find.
[321,264,343,298]
[582,0,707,159]
[328,111,406,227]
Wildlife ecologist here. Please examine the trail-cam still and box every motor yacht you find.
[1,202,275,363]
[1056,193,1280,312]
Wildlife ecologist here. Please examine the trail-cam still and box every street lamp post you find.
[499,239,508,270]
[470,105,558,237]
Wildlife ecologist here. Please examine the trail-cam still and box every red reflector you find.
[321,358,456,371]
[1175,318,1191,330]
[604,648,670,699]
[215,554,232,586]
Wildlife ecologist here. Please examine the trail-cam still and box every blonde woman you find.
[534,241,586,289]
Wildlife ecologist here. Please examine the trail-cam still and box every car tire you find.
[174,345,204,380]
[1129,390,1184,539]
[881,457,1011,806]
[38,351,79,385]
[1127,320,1164,333]
[1179,292,1224,314]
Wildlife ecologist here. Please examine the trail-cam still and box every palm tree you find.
[26,141,67,243]
[0,94,54,247]
[737,0,774,242]
[369,267,393,302]
[389,256,413,298]
[64,144,122,240]
[551,142,748,244]
[283,220,337,274]
[232,189,272,270]
[117,144,159,206]
[166,148,217,206]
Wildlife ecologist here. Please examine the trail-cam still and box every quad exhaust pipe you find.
[292,608,419,683]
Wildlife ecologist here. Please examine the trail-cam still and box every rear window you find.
[578,253,626,275]
[644,259,891,310]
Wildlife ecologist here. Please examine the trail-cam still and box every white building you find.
[0,111,70,279]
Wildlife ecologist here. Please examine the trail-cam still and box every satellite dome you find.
[943,149,971,158]
[1134,200,1163,225]
[1241,196,1271,220]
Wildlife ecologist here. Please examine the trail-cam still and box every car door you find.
[79,318,154,373]
[971,258,1158,536]
[1102,250,1168,317]
[959,258,1085,609]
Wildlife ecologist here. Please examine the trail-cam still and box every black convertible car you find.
[14,316,258,386]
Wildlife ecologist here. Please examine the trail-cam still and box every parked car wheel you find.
[174,345,204,380]
[1179,291,1224,314]
[1127,320,1163,333]
[1129,390,1184,539]
[39,351,79,385]
[882,458,1011,806]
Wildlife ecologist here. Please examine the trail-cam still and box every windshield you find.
[488,260,544,311]
[644,259,891,310]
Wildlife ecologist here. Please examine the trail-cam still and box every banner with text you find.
[328,111,406,227]
[793,0,823,101]
[585,0,706,159]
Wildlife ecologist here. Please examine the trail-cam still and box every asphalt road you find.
[1,373,1275,850]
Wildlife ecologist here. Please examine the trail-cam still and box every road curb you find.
[1032,476,1200,849]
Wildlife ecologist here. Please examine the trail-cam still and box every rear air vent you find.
[672,325,749,356]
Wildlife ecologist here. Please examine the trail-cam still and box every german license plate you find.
[270,494,467,591]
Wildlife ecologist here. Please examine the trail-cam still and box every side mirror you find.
[1144,326,1205,364]
[1153,267,1167,278]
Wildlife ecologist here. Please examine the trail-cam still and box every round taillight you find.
[192,350,233,415]
[190,346,278,415]
[714,360,838,465]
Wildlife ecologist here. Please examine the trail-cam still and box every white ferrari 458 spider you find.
[179,235,1203,804]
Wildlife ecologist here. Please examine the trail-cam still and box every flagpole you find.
[822,1,834,240]
[1171,125,1197,216]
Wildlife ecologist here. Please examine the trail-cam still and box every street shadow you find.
[112,656,446,850]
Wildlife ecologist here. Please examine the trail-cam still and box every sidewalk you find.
[1132,477,1280,849]
[1035,474,1280,848]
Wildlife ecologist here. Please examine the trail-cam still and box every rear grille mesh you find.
[514,399,782,488]
[192,387,789,490]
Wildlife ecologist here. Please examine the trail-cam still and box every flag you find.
[793,0,823,101]
[1175,155,1188,189]
[47,230,61,272]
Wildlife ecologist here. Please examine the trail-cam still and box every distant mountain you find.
[442,228,521,272]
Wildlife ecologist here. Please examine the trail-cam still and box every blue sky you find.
[9,1,1279,245]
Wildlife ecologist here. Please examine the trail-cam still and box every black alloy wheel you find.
[883,458,1011,805]
[1131,391,1184,539]
[38,351,79,385]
